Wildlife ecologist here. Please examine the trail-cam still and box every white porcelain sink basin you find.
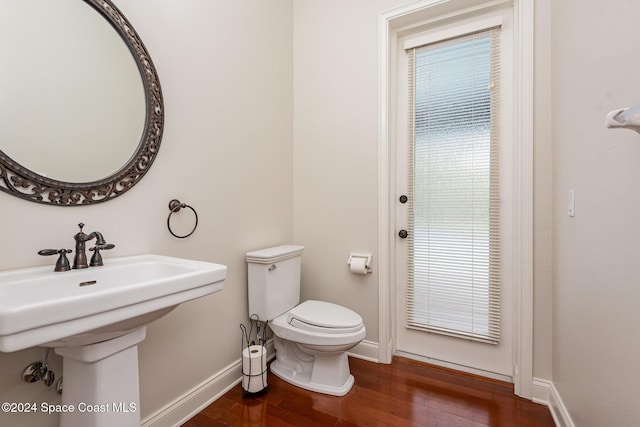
[0,254,226,352]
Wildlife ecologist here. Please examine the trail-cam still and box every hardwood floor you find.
[182,357,555,426]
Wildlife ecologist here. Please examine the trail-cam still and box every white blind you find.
[406,28,501,344]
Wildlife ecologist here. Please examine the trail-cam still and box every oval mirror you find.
[0,0,163,206]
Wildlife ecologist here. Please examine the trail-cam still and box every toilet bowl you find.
[268,300,366,396]
[246,245,366,396]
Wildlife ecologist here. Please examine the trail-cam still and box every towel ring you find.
[167,199,198,239]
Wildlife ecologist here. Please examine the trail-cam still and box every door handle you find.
[398,229,408,239]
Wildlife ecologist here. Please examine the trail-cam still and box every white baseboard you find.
[532,377,551,405]
[530,378,575,427]
[348,339,379,362]
[142,340,275,427]
[141,360,241,427]
[547,381,576,427]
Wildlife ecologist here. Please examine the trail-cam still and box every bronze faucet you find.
[38,223,115,272]
[72,223,114,269]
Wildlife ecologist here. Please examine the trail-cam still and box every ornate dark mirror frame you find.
[0,0,163,206]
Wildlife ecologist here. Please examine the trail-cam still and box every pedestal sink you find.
[0,254,227,427]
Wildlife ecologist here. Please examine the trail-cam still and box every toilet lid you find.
[287,300,363,334]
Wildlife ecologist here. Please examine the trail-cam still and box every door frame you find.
[377,0,535,398]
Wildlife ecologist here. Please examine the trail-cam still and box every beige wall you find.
[551,0,640,425]
[292,0,405,343]
[534,0,553,382]
[0,1,293,426]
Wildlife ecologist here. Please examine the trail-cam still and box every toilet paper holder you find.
[239,318,268,397]
[347,253,372,274]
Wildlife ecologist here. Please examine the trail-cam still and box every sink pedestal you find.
[55,327,147,427]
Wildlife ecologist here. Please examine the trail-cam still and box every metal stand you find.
[240,315,268,397]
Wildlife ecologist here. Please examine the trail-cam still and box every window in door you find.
[405,28,501,344]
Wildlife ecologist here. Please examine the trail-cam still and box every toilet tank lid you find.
[246,245,304,264]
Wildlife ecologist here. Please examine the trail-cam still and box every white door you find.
[393,10,514,381]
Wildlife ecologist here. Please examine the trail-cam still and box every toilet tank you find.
[246,245,304,321]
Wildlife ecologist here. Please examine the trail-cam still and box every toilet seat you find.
[270,301,366,346]
[287,300,364,334]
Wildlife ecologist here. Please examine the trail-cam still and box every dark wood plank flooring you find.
[182,357,555,426]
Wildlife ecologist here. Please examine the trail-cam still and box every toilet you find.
[246,245,366,396]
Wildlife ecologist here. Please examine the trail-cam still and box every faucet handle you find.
[89,243,115,267]
[92,243,115,251]
[38,249,62,256]
[38,249,72,272]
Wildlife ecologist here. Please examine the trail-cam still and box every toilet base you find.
[270,336,355,396]
[271,359,355,396]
